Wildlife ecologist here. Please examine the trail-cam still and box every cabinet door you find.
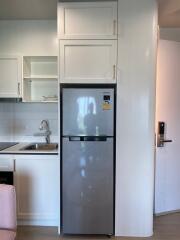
[60,40,117,83]
[0,56,22,98]
[58,1,117,39]
[14,155,59,226]
[0,156,15,172]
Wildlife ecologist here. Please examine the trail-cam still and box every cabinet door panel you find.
[0,56,21,98]
[58,1,117,39]
[60,40,117,83]
[15,156,59,226]
[0,156,15,172]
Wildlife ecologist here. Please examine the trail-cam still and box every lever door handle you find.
[157,122,172,147]
[157,137,173,147]
[161,139,172,143]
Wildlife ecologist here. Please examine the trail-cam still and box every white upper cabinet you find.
[58,1,118,39]
[60,40,117,83]
[0,56,22,98]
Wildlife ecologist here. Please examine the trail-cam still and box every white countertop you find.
[0,143,58,155]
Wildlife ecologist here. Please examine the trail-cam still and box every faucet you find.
[34,120,51,144]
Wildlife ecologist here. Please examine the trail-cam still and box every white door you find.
[0,56,21,98]
[60,40,117,83]
[58,1,117,39]
[155,40,180,214]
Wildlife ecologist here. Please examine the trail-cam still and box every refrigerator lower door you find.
[62,137,114,235]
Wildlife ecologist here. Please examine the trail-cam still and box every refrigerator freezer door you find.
[62,88,114,136]
[62,137,114,234]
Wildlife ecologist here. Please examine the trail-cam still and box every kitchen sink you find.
[20,143,58,151]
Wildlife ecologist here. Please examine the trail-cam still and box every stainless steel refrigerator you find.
[61,84,115,235]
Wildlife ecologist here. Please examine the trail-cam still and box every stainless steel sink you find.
[20,143,58,151]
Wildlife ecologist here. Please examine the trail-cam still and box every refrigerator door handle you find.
[68,136,108,142]
[69,136,81,141]
[84,136,107,141]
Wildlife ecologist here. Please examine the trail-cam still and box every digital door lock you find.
[157,122,172,147]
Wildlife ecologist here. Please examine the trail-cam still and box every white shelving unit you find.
[23,56,58,102]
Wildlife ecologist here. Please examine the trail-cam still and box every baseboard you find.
[155,209,180,216]
[17,219,58,227]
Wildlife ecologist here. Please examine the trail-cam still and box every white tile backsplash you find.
[0,102,58,142]
[0,103,14,141]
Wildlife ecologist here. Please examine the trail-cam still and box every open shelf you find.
[23,56,58,103]
[23,76,58,80]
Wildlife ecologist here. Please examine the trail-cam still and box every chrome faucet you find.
[34,120,51,143]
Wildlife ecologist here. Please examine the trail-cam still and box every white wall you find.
[0,20,58,142]
[0,20,57,55]
[115,0,157,237]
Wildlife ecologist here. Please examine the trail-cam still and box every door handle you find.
[158,138,172,147]
[69,136,81,141]
[68,136,107,142]
[113,20,116,35]
[18,83,21,96]
[113,65,116,80]
[157,122,172,147]
[83,136,107,141]
[161,139,172,143]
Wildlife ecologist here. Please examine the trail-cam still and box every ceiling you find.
[0,0,180,27]
[158,0,180,27]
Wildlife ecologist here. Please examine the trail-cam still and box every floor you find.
[16,213,180,240]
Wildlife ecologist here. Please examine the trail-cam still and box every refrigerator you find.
[61,84,115,235]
